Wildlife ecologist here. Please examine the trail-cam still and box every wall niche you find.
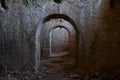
[54,0,62,4]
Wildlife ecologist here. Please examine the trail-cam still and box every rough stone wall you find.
[0,0,120,72]
[0,0,43,71]
[91,0,120,71]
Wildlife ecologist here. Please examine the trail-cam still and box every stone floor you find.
[0,56,120,80]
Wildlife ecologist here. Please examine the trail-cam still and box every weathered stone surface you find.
[0,0,120,77]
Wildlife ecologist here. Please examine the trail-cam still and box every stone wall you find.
[0,0,43,71]
[0,0,120,72]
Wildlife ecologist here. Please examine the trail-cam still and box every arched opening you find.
[35,14,80,71]
[41,19,76,59]
[50,26,70,57]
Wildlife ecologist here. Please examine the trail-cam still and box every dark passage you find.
[1,0,8,10]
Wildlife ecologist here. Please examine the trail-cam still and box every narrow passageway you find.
[50,26,70,57]
[37,16,80,79]
[1,0,120,79]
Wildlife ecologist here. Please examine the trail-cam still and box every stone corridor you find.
[0,0,120,80]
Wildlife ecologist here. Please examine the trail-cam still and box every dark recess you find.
[54,0,62,3]
[1,0,8,10]
[110,0,115,8]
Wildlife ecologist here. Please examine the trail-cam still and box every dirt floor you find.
[0,55,120,80]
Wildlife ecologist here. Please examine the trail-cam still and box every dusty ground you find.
[0,55,120,80]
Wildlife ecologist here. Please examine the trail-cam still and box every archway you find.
[35,14,80,71]
[50,26,70,57]
[41,18,76,58]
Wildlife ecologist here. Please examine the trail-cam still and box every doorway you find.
[35,14,80,71]
[50,26,70,57]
